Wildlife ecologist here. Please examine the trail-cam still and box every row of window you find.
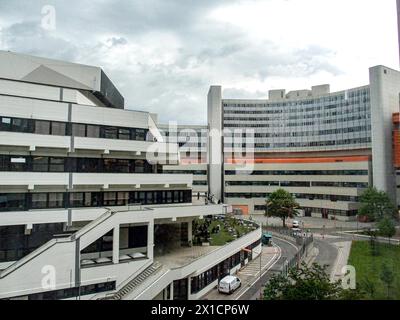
[193,181,208,186]
[224,109,370,122]
[3,281,116,300]
[224,125,371,139]
[225,181,368,188]
[0,155,154,173]
[0,190,192,212]
[0,223,65,262]
[222,90,370,110]
[224,115,370,128]
[0,116,149,141]
[224,137,372,149]
[225,193,358,202]
[253,205,358,217]
[163,170,207,175]
[224,170,369,176]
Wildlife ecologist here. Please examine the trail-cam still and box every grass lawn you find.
[348,241,400,300]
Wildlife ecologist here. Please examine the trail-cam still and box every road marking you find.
[235,243,282,300]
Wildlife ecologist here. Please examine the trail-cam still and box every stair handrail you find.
[0,209,111,279]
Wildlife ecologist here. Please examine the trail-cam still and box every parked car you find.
[218,276,242,294]
[292,220,300,228]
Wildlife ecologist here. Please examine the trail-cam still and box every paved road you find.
[239,237,299,300]
[202,237,300,300]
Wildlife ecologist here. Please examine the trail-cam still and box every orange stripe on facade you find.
[226,156,370,164]
[393,112,400,124]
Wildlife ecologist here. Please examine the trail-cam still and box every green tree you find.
[265,189,300,228]
[358,187,397,221]
[377,217,396,244]
[263,263,346,300]
[380,263,395,299]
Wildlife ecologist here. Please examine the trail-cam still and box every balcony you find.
[73,173,192,188]
[0,131,70,151]
[0,172,192,189]
[73,136,179,156]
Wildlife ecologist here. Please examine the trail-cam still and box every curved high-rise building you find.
[204,66,400,220]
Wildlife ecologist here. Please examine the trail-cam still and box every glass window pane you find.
[104,192,116,206]
[72,124,86,137]
[134,160,145,173]
[86,125,100,138]
[0,193,25,211]
[102,127,118,139]
[0,155,8,171]
[49,158,64,172]
[84,193,91,207]
[0,117,12,131]
[35,120,50,135]
[118,128,130,140]
[135,129,146,141]
[31,194,47,209]
[51,122,66,136]
[48,193,63,208]
[117,192,129,205]
[70,193,84,207]
[12,118,30,133]
[32,157,49,172]
[9,157,27,171]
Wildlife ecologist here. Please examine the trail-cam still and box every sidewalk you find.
[330,241,352,283]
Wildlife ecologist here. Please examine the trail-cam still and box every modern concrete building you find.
[202,65,400,220]
[158,124,208,196]
[0,51,261,300]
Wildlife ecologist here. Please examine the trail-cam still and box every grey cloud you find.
[0,0,343,125]
[1,21,78,61]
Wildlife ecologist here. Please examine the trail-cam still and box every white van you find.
[218,276,241,294]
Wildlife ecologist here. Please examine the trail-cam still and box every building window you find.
[134,160,145,173]
[12,118,30,133]
[49,158,65,172]
[0,117,12,131]
[51,122,66,136]
[48,193,64,208]
[104,192,117,206]
[31,193,48,209]
[102,126,118,139]
[118,128,131,140]
[35,120,51,135]
[0,194,26,212]
[136,129,146,141]
[32,157,49,172]
[86,125,100,138]
[70,193,84,207]
[72,124,86,137]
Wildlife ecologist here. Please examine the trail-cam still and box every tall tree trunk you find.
[282,217,286,228]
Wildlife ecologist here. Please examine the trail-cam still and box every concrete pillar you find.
[187,277,191,300]
[188,221,193,245]
[112,226,120,264]
[207,86,223,202]
[369,66,400,203]
[169,282,174,300]
[148,220,154,259]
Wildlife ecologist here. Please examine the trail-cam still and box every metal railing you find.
[280,235,314,277]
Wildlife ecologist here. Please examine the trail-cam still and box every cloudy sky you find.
[0,0,398,124]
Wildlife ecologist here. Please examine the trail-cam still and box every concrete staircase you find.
[101,262,162,300]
